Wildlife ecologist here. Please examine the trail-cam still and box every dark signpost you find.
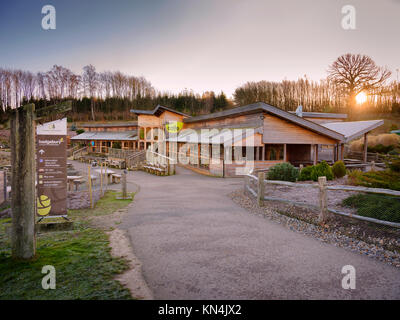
[10,102,71,260]
[36,118,68,219]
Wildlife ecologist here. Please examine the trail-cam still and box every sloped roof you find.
[81,122,138,128]
[71,131,138,141]
[184,102,345,142]
[288,111,347,119]
[130,105,189,117]
[322,120,384,142]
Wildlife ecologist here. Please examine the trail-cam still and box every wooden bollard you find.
[257,172,265,207]
[318,176,328,223]
[299,164,304,171]
[371,161,376,172]
[122,170,127,199]
[88,165,93,209]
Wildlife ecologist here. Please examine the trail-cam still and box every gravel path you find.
[119,166,400,299]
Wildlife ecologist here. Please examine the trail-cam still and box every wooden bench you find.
[111,173,122,184]
[107,158,125,169]
[143,163,167,175]
[72,179,85,191]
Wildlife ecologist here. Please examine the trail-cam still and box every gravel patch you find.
[67,190,101,210]
[230,189,400,268]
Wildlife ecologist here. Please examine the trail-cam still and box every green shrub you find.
[350,170,400,191]
[388,158,400,173]
[342,194,400,223]
[298,165,314,181]
[332,160,346,178]
[76,129,85,135]
[368,144,395,154]
[347,169,363,185]
[266,162,299,182]
[310,161,333,181]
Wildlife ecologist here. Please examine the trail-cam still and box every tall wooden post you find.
[10,104,36,260]
[122,170,127,199]
[313,144,318,165]
[363,133,368,163]
[283,144,287,162]
[257,171,265,207]
[100,162,103,196]
[88,165,93,209]
[318,176,329,224]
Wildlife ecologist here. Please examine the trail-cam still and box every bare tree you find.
[328,53,391,108]
[82,64,98,120]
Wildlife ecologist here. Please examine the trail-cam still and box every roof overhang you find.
[288,111,347,119]
[130,105,189,117]
[321,120,384,142]
[71,131,138,141]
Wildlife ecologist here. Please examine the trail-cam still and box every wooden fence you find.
[346,150,386,162]
[244,172,400,228]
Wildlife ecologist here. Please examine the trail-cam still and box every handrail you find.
[72,146,88,158]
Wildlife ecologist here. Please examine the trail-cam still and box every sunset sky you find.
[1,0,399,97]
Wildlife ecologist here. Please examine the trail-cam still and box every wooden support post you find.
[257,171,265,207]
[3,168,7,202]
[122,170,127,199]
[313,144,318,165]
[318,176,329,224]
[88,165,93,209]
[336,144,339,162]
[363,133,368,163]
[261,145,265,161]
[283,144,287,162]
[340,143,344,161]
[333,145,337,163]
[10,104,36,260]
[100,162,103,196]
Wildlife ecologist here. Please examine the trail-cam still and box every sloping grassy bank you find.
[0,191,134,300]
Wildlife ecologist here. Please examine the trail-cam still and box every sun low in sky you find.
[356,92,368,104]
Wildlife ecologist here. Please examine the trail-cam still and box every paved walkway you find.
[113,166,400,299]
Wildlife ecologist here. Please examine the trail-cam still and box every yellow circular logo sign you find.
[37,195,51,216]
[166,121,183,133]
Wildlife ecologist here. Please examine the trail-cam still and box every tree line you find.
[1,54,399,122]
[0,65,231,122]
[234,54,400,118]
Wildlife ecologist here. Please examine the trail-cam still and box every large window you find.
[265,144,284,160]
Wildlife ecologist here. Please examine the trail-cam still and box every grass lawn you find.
[342,194,400,223]
[0,191,134,300]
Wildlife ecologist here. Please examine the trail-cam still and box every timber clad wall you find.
[263,114,337,145]
[138,111,186,128]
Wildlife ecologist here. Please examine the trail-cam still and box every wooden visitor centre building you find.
[71,103,384,177]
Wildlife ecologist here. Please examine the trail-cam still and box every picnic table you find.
[95,169,115,184]
[67,175,83,191]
